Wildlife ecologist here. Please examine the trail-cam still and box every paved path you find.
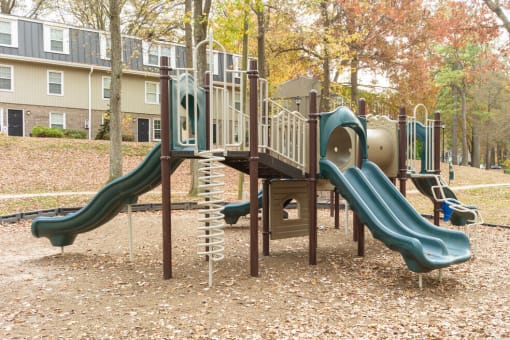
[0,191,185,200]
[407,182,510,194]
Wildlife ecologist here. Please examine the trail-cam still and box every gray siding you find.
[123,36,142,70]
[0,16,239,82]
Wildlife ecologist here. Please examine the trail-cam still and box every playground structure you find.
[405,104,482,252]
[32,35,475,287]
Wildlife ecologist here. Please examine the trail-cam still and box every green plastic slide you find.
[222,190,263,225]
[320,158,471,273]
[32,143,183,247]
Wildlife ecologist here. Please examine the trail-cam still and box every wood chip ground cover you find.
[1,136,510,337]
[1,212,510,338]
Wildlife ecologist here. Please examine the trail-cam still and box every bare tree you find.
[184,0,193,68]
[187,0,211,196]
[0,0,48,17]
[109,0,124,179]
[0,0,16,13]
[193,0,211,85]
[483,0,510,35]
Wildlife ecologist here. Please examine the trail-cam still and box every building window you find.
[234,92,241,111]
[232,55,241,80]
[50,112,66,129]
[0,65,13,91]
[0,19,17,47]
[142,42,159,66]
[47,70,63,95]
[43,25,69,54]
[148,45,159,65]
[102,76,111,99]
[161,45,176,68]
[153,119,161,140]
[100,34,123,61]
[143,42,176,67]
[145,81,160,104]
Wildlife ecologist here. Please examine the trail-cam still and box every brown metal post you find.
[334,190,340,229]
[308,90,318,265]
[203,72,210,261]
[248,60,259,277]
[356,98,366,257]
[204,72,211,149]
[160,56,172,279]
[398,107,407,197]
[433,111,442,226]
[262,179,270,256]
[330,191,334,217]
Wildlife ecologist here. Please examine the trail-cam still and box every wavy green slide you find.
[32,143,183,247]
[222,190,263,225]
[320,159,471,273]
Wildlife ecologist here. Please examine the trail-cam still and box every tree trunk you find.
[255,3,265,79]
[350,56,359,108]
[460,86,469,166]
[185,0,193,68]
[484,127,490,170]
[451,113,458,165]
[237,0,250,200]
[471,119,480,168]
[189,0,211,196]
[0,0,16,14]
[109,0,123,180]
[193,0,210,86]
[320,53,331,112]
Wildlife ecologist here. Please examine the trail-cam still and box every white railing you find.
[171,33,307,170]
[407,104,435,173]
[172,31,246,151]
[210,69,245,150]
[253,78,307,170]
[425,118,435,172]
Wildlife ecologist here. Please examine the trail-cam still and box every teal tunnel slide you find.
[32,143,183,247]
[321,159,470,272]
[318,107,470,272]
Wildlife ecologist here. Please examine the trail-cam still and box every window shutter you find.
[142,41,149,65]
[62,28,70,54]
[43,25,51,52]
[100,34,107,59]
[10,20,18,47]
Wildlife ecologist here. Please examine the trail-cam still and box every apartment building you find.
[0,14,241,142]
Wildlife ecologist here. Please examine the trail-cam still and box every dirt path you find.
[1,210,510,338]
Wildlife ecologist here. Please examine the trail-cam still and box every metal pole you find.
[248,60,259,277]
[334,190,339,229]
[434,111,442,226]
[356,98,366,257]
[330,191,334,217]
[160,56,172,279]
[128,204,134,262]
[398,107,407,197]
[262,179,270,256]
[203,71,211,261]
[308,90,318,265]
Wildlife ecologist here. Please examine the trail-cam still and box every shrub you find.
[63,129,87,139]
[122,134,135,142]
[502,159,510,171]
[31,125,64,138]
